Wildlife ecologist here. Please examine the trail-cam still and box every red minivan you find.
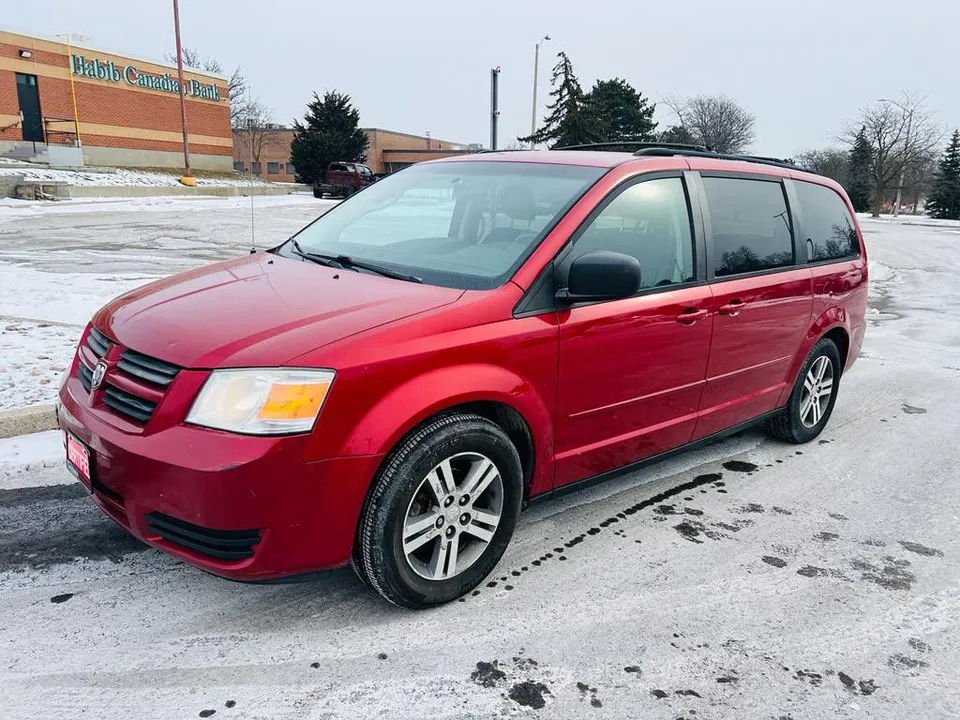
[58,146,868,608]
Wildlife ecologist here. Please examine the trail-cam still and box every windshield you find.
[283,161,606,289]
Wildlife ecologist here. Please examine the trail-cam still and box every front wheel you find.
[353,412,523,608]
[766,338,842,443]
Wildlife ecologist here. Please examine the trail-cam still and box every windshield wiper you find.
[290,240,422,284]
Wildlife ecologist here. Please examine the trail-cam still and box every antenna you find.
[249,194,256,254]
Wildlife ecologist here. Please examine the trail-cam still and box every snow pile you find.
[0,165,282,188]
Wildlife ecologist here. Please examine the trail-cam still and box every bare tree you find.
[165,47,248,127]
[232,98,284,173]
[663,94,756,154]
[842,93,941,217]
[795,148,850,188]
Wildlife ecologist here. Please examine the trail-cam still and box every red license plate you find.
[66,432,92,492]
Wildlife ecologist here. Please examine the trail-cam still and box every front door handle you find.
[677,308,709,325]
[718,299,746,316]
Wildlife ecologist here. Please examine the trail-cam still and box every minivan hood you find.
[95,253,463,368]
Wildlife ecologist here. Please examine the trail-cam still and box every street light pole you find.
[879,97,914,217]
[529,35,550,149]
[172,0,193,184]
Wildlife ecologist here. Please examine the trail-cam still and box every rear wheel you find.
[313,186,324,199]
[353,412,522,608]
[342,185,355,198]
[766,338,841,444]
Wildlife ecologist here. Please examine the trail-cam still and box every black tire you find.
[766,338,842,444]
[353,412,523,608]
[313,186,324,199]
[342,185,355,198]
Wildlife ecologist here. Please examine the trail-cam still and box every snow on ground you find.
[0,431,67,490]
[0,321,77,410]
[0,211,959,719]
[0,215,959,719]
[0,165,284,187]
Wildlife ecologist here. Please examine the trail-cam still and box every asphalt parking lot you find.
[1,207,958,719]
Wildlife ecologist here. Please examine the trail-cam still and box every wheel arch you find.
[339,363,553,499]
[778,309,851,406]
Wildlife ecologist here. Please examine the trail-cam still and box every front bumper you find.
[58,375,383,581]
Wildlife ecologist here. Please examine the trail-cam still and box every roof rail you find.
[554,141,711,153]
[633,146,798,171]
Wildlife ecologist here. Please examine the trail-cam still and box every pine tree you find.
[658,125,697,146]
[581,78,658,143]
[289,91,369,185]
[847,127,873,213]
[519,52,591,148]
[925,130,960,220]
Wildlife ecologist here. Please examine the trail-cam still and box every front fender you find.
[777,307,851,406]
[338,363,554,496]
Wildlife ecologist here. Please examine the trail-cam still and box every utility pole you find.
[172,0,194,184]
[490,67,500,151]
[530,35,550,149]
[57,33,84,147]
[879,97,915,217]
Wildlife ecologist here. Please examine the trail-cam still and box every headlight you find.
[186,368,335,435]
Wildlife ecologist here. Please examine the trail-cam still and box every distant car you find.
[313,162,377,198]
[59,144,868,608]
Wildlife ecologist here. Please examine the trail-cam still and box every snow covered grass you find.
[0,192,315,224]
[0,165,284,188]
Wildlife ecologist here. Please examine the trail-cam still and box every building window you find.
[267,162,280,174]
[287,163,296,177]
[234,161,246,172]
[251,162,261,175]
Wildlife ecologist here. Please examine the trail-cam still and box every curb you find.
[0,404,58,439]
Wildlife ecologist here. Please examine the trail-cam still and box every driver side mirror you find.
[556,251,641,303]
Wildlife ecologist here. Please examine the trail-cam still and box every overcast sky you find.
[7,0,958,156]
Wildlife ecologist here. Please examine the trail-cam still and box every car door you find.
[553,173,713,487]
[692,173,813,440]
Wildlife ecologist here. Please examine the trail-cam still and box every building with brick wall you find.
[234,126,479,181]
[0,30,232,171]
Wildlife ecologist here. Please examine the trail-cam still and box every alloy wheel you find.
[799,355,834,428]
[401,452,504,581]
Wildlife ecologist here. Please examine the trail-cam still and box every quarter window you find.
[703,177,794,277]
[567,177,695,290]
[795,181,860,262]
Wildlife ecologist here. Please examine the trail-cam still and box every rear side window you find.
[703,177,794,277]
[795,181,860,262]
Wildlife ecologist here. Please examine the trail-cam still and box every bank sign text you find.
[71,55,223,102]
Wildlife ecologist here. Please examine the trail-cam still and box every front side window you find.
[283,161,605,290]
[566,177,695,289]
[703,177,794,277]
[795,181,860,262]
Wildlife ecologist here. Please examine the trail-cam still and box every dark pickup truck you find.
[313,162,378,198]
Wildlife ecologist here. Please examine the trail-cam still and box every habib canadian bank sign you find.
[71,55,224,101]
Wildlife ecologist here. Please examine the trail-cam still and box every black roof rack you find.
[632,146,798,171]
[553,141,711,153]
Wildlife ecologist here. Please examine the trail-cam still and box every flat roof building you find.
[233,126,478,181]
[1,30,232,170]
